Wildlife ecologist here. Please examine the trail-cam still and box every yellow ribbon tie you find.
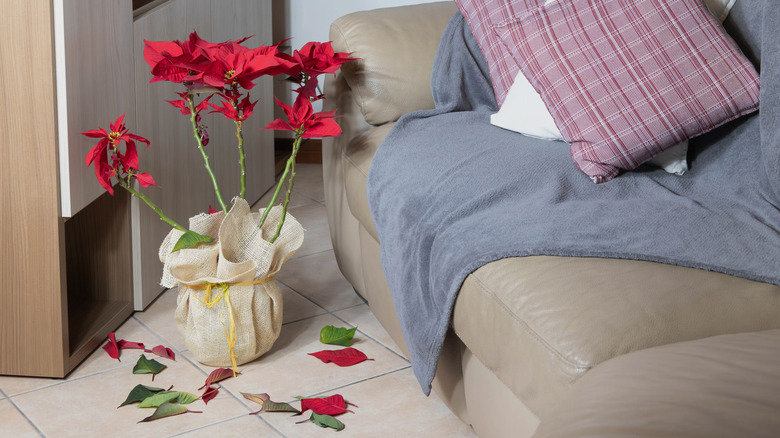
[186,277,275,377]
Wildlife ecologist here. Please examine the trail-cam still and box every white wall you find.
[272,0,444,47]
[270,0,447,125]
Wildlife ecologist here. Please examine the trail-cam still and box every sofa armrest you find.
[322,2,457,296]
[329,1,458,126]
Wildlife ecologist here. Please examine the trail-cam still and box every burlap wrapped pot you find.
[159,198,304,369]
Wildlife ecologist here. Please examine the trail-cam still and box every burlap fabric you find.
[159,198,304,367]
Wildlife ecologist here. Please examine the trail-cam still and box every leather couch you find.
[321,2,780,436]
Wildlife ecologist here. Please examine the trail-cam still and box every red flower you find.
[82,114,153,194]
[199,42,284,90]
[264,94,341,138]
[209,94,257,122]
[167,92,214,115]
[283,41,356,98]
[145,32,292,90]
[290,41,354,77]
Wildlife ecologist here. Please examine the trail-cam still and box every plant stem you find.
[235,120,246,199]
[269,135,302,243]
[119,180,186,232]
[188,94,227,213]
[257,135,303,243]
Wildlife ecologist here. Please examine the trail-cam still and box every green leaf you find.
[138,402,201,423]
[133,354,167,380]
[310,413,345,431]
[319,325,357,347]
[172,230,214,253]
[138,391,198,408]
[118,384,165,408]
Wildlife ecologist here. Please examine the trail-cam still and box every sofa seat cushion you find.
[452,256,780,416]
[533,329,780,437]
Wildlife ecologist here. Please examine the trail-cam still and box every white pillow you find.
[491,0,737,176]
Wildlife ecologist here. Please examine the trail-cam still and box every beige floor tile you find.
[262,368,477,437]
[280,283,327,325]
[174,414,281,437]
[12,354,249,438]
[0,399,40,438]
[134,288,188,352]
[286,203,333,258]
[287,163,325,203]
[0,318,155,397]
[277,250,365,312]
[183,314,409,409]
[334,304,409,359]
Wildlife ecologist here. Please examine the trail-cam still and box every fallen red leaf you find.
[308,347,372,367]
[299,394,355,416]
[148,345,176,360]
[198,368,237,390]
[118,340,146,350]
[201,385,219,405]
[102,332,120,361]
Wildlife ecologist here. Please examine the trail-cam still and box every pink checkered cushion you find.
[454,0,538,105]
[491,0,760,182]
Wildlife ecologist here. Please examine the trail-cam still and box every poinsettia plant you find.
[83,32,354,249]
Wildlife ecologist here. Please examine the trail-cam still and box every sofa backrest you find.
[329,1,458,126]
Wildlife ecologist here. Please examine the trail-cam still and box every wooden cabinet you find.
[0,0,274,377]
[0,0,134,378]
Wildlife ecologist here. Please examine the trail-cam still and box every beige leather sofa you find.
[322,2,780,436]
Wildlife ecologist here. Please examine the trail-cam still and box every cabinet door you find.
[132,0,274,309]
[55,0,134,217]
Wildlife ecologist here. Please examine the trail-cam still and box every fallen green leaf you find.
[138,402,201,423]
[319,325,357,347]
[172,230,214,253]
[118,384,165,408]
[310,413,345,431]
[138,391,198,408]
[133,354,167,380]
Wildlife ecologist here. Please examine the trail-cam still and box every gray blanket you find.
[366,0,780,395]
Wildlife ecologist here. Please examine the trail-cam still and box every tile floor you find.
[0,164,476,438]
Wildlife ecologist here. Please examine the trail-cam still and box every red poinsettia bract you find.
[209,94,257,122]
[264,95,341,139]
[144,32,291,90]
[82,114,153,195]
[283,41,356,99]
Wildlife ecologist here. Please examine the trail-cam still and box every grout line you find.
[165,414,246,437]
[277,278,331,312]
[174,349,287,437]
[287,247,333,262]
[329,312,410,364]
[2,389,47,437]
[289,366,412,403]
[4,361,134,398]
[131,314,188,354]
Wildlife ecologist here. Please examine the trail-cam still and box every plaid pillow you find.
[492,0,760,182]
[454,0,537,105]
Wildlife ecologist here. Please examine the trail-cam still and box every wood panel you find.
[210,0,275,207]
[64,189,134,370]
[0,0,67,376]
[133,0,214,309]
[58,0,135,217]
